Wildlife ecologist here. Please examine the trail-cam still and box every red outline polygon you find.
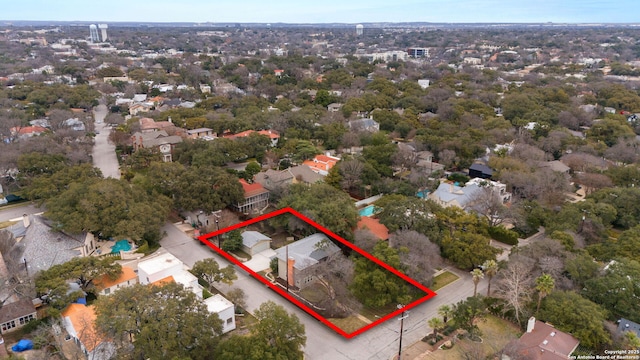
[198,207,437,339]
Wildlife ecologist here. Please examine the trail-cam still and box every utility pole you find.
[397,304,408,360]
[215,218,220,247]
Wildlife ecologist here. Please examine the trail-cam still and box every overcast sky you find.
[2,0,639,23]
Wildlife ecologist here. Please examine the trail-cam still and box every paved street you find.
[0,203,41,223]
[92,104,120,179]
[160,222,483,360]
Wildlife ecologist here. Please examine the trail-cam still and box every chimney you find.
[22,214,30,228]
[449,183,454,193]
[527,317,536,333]
[287,257,295,287]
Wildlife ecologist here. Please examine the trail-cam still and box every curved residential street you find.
[92,104,120,179]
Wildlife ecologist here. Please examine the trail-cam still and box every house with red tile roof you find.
[10,125,48,139]
[508,317,579,360]
[302,154,341,176]
[94,266,139,296]
[61,303,115,359]
[357,217,389,241]
[223,129,280,146]
[233,179,269,214]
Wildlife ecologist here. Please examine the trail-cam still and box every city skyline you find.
[2,0,639,24]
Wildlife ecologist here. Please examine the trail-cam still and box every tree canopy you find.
[96,282,223,360]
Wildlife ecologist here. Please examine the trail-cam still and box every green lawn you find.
[431,271,460,290]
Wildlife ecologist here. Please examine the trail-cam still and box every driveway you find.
[243,249,276,272]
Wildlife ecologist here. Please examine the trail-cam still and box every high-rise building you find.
[89,24,100,43]
[356,24,364,36]
[98,24,108,42]
[407,47,429,58]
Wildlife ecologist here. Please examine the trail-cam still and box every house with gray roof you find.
[348,118,380,132]
[9,215,97,275]
[275,233,340,290]
[254,165,323,195]
[617,318,640,339]
[240,231,271,256]
[131,130,183,162]
[429,178,510,210]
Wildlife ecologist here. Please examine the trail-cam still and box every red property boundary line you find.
[198,207,437,339]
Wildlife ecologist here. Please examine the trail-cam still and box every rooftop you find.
[204,294,234,313]
[241,231,271,248]
[357,216,389,240]
[239,179,269,198]
[518,318,580,360]
[138,252,182,276]
[94,266,137,290]
[275,233,340,271]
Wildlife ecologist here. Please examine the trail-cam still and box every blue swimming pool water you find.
[416,190,429,199]
[111,239,132,253]
[359,205,376,217]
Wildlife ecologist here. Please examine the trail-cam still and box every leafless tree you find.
[388,230,442,287]
[310,252,361,317]
[576,172,613,195]
[604,138,640,164]
[339,159,364,191]
[494,255,534,325]
[353,229,378,254]
[467,185,510,227]
[391,147,418,173]
[48,109,74,131]
[438,149,457,169]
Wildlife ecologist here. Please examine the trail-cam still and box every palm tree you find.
[535,273,555,314]
[427,317,445,340]
[471,268,484,297]
[483,259,498,297]
[437,304,453,324]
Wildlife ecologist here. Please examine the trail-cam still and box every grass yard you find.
[299,283,328,303]
[329,315,369,333]
[427,315,521,360]
[431,271,460,290]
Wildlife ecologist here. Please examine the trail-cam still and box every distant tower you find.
[356,24,364,36]
[89,24,100,43]
[98,24,108,42]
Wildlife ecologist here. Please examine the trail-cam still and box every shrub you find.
[488,226,518,245]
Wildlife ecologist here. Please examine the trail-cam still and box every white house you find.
[241,231,272,256]
[204,294,236,334]
[137,252,202,298]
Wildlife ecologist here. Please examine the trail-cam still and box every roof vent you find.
[550,332,556,337]
[542,340,548,345]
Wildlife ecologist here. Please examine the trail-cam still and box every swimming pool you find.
[111,239,132,253]
[358,205,377,217]
[416,190,429,199]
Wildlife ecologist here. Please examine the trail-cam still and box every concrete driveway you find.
[92,104,120,179]
[243,249,276,272]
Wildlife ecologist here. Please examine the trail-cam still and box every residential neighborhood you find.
[0,13,639,360]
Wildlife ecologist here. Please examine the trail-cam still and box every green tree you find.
[535,273,555,314]
[437,304,453,324]
[452,296,487,338]
[221,229,243,252]
[538,291,611,349]
[428,317,445,339]
[20,163,102,204]
[96,283,223,360]
[483,259,499,297]
[441,232,499,270]
[44,178,171,245]
[244,161,262,180]
[277,183,358,241]
[191,258,237,292]
[376,195,439,236]
[564,252,600,288]
[350,241,412,308]
[36,257,122,309]
[471,269,484,297]
[253,301,306,359]
[583,258,640,323]
[17,152,68,187]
